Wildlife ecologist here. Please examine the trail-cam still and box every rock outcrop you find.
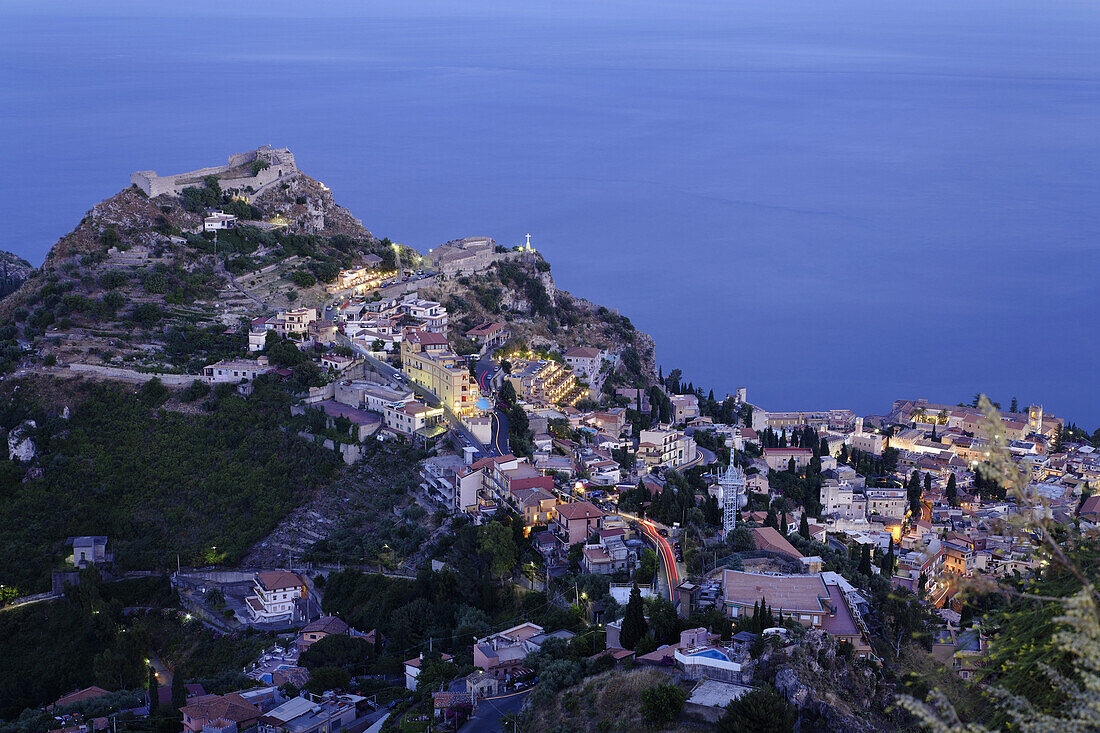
[7,420,37,462]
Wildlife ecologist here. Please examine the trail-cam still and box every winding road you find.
[637,520,681,606]
[490,408,510,457]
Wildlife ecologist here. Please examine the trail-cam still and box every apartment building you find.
[582,528,637,575]
[553,501,606,545]
[864,488,908,519]
[466,321,510,348]
[669,393,700,424]
[563,346,604,382]
[400,331,480,417]
[763,447,813,471]
[765,410,856,430]
[506,358,579,405]
[399,294,448,332]
[638,427,697,469]
[820,481,866,520]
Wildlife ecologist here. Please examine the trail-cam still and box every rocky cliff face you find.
[753,629,900,732]
[252,172,374,240]
[428,254,657,385]
[0,250,34,299]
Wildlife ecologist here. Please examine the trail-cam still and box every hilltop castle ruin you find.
[130,146,297,199]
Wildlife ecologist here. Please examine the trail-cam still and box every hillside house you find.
[181,694,262,733]
[465,322,509,348]
[553,501,606,545]
[203,356,274,384]
[67,536,111,568]
[203,211,238,231]
[245,570,306,622]
[563,347,604,382]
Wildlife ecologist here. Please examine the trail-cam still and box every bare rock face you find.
[252,173,374,240]
[774,667,812,708]
[7,420,37,462]
[756,629,893,733]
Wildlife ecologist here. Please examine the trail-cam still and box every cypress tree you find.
[148,667,159,713]
[172,672,186,709]
[858,544,873,576]
[780,510,788,534]
[620,584,648,650]
[946,473,958,507]
[799,513,810,539]
[880,542,895,578]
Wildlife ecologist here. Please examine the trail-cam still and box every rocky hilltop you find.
[0,147,657,386]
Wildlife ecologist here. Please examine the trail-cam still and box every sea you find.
[3,0,1099,423]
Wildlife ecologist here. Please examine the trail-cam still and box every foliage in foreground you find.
[898,397,1100,731]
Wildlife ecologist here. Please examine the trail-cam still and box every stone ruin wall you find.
[130,147,297,198]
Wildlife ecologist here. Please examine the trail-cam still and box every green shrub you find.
[640,683,688,723]
[289,270,316,288]
[181,380,211,403]
[144,272,169,294]
[100,270,129,290]
[131,303,162,326]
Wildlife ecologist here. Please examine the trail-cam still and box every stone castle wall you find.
[131,146,297,198]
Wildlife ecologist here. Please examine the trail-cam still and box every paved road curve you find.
[490,408,510,457]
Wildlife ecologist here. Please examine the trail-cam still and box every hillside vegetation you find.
[523,668,695,733]
[431,256,656,385]
[0,375,338,593]
[0,173,406,374]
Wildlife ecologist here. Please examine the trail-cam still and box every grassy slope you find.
[525,668,696,733]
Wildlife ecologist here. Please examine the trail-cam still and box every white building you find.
[203,211,238,231]
[203,356,274,384]
[563,347,604,383]
[821,481,866,520]
[864,487,908,519]
[245,570,304,622]
[404,653,453,691]
[399,294,448,332]
[638,427,697,469]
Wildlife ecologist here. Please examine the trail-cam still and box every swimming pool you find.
[690,649,731,662]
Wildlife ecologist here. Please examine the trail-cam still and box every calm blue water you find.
[3,1,1100,423]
